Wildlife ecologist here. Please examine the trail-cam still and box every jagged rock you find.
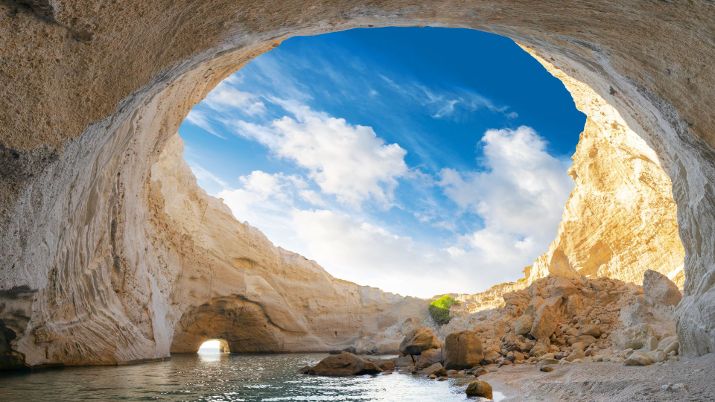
[303,352,382,376]
[514,314,534,336]
[624,351,654,366]
[530,296,563,340]
[658,336,679,355]
[529,342,550,357]
[643,270,682,306]
[444,330,484,370]
[465,380,493,399]
[399,328,441,356]
[415,348,442,369]
[421,362,446,377]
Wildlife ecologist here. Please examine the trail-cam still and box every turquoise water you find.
[0,353,503,401]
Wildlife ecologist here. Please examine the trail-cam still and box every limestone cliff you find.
[153,137,428,355]
[451,52,685,317]
[1,1,714,367]
[524,50,685,288]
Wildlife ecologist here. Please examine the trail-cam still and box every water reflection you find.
[0,354,502,401]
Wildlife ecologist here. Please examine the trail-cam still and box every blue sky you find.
[180,27,585,297]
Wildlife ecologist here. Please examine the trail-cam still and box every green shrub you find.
[429,295,457,325]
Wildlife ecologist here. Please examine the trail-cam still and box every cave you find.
[0,0,713,386]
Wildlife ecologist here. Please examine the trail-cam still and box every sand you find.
[478,354,715,401]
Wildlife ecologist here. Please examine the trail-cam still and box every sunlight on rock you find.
[198,339,230,355]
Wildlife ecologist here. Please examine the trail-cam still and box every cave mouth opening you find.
[198,339,231,355]
[177,26,591,298]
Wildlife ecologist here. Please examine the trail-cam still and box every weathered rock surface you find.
[0,0,713,368]
[643,270,682,307]
[399,327,440,356]
[465,380,493,399]
[443,330,483,370]
[525,51,686,289]
[301,352,382,376]
[421,362,446,377]
[415,347,442,369]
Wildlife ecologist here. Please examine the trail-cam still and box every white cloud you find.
[439,125,573,273]
[228,101,408,206]
[202,124,572,298]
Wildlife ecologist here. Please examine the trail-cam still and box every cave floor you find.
[478,353,715,401]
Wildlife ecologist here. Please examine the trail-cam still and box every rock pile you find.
[443,271,682,368]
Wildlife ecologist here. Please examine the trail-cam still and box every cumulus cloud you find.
[209,126,572,298]
[228,101,408,206]
[439,126,573,272]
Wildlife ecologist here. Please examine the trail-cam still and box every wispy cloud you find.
[226,100,409,207]
[185,109,226,139]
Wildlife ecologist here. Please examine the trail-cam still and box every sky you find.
[179,27,586,298]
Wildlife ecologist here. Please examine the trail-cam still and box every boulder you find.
[399,327,440,355]
[444,330,484,369]
[565,348,585,362]
[657,336,679,355]
[465,380,493,399]
[616,323,653,350]
[368,358,395,371]
[421,362,447,377]
[529,341,550,357]
[302,352,382,376]
[579,324,602,338]
[624,351,654,366]
[530,296,563,340]
[643,270,682,306]
[513,314,533,336]
[416,348,443,369]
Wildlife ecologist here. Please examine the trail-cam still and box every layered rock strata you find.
[1,1,714,367]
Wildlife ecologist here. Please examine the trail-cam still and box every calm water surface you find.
[0,353,504,401]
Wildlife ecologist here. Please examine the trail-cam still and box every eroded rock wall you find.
[524,50,685,287]
[153,137,428,355]
[1,1,713,366]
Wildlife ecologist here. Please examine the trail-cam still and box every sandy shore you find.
[475,353,715,401]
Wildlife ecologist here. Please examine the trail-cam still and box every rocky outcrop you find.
[301,352,383,376]
[444,270,685,369]
[155,138,428,356]
[524,51,686,288]
[0,135,428,368]
[1,0,713,367]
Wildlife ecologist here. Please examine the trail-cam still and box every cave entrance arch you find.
[1,2,713,368]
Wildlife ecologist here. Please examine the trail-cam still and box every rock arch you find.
[0,1,713,367]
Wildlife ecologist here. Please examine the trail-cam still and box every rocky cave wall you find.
[1,1,713,367]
